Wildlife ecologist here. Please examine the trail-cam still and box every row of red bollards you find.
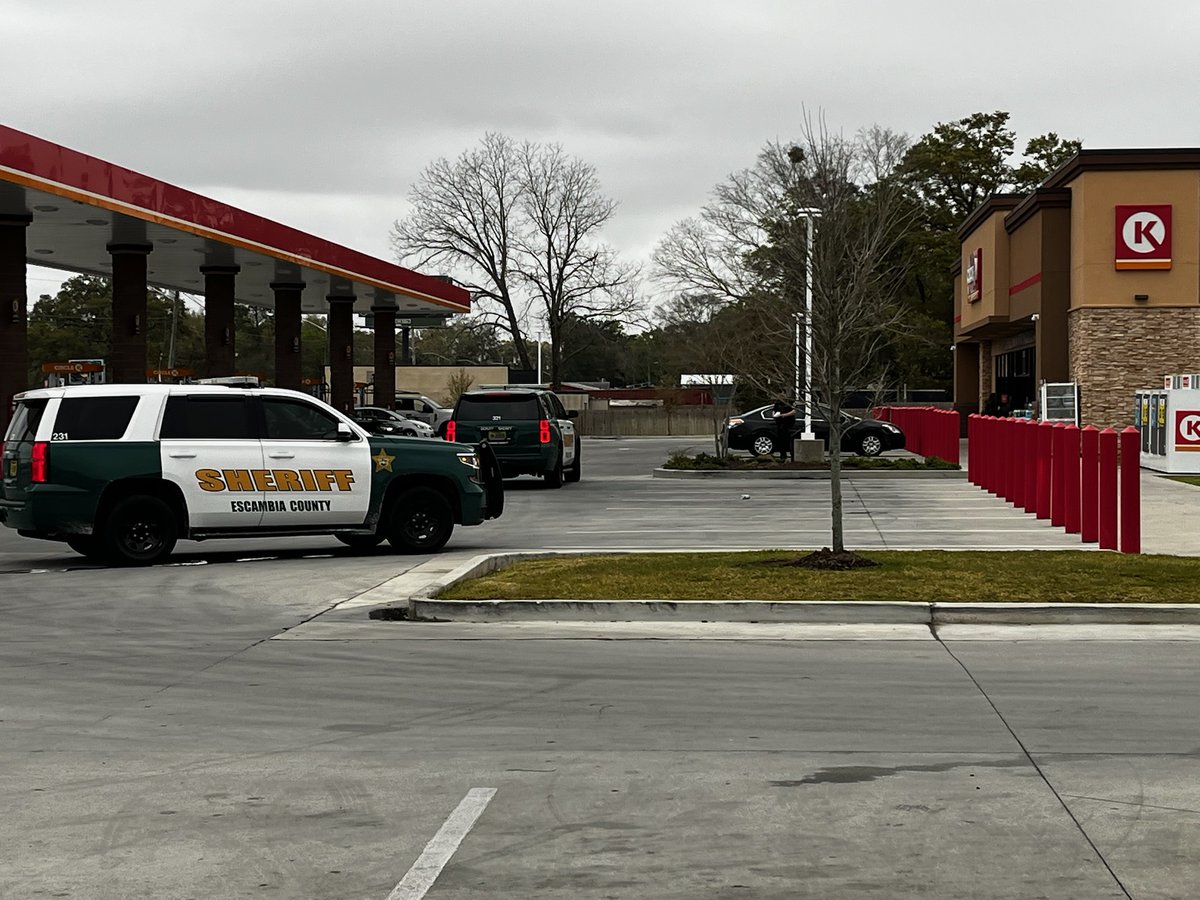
[873,407,960,464]
[967,416,1140,553]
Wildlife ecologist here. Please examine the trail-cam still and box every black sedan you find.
[725,405,906,457]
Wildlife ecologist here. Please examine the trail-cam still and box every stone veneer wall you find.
[978,340,992,403]
[1069,307,1200,427]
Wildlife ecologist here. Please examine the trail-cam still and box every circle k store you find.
[953,149,1200,427]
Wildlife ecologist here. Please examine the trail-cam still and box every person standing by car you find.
[772,399,796,461]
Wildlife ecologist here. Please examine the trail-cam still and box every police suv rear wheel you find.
[387,486,453,553]
[102,495,178,566]
[565,443,581,483]
[336,533,385,550]
[544,450,564,489]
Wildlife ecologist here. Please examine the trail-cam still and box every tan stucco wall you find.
[1069,169,1200,309]
[960,213,1011,328]
[1007,212,1042,321]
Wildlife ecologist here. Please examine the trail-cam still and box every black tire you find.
[859,433,884,457]
[565,442,581,483]
[101,495,178,566]
[335,533,385,550]
[544,450,564,489]
[65,535,104,560]
[386,486,454,553]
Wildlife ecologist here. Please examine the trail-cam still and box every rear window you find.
[4,399,48,444]
[456,394,540,421]
[161,396,255,440]
[52,396,139,441]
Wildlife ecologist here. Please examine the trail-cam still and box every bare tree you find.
[392,135,639,385]
[516,143,639,386]
[654,118,917,556]
[391,133,533,371]
[774,118,916,555]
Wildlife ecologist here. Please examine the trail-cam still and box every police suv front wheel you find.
[102,495,178,566]
[387,486,454,553]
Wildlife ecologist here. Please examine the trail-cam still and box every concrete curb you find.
[652,467,967,480]
[392,551,1200,625]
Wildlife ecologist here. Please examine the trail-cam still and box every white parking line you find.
[386,787,497,900]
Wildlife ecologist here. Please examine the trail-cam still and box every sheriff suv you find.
[0,384,503,566]
[447,388,580,487]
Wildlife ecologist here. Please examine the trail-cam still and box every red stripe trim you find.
[1008,272,1042,296]
[0,124,469,309]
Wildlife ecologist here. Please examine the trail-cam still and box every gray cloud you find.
[9,0,1200,298]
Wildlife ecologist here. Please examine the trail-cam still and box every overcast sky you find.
[7,0,1200,304]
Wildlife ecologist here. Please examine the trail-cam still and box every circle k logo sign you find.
[1115,205,1172,270]
[1175,410,1200,451]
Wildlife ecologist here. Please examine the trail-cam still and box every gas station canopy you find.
[0,124,468,316]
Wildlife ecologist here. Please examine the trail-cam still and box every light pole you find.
[792,209,821,440]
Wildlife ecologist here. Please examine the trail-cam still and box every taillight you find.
[446,421,456,442]
[539,419,551,444]
[31,441,49,483]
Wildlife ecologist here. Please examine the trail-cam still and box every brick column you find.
[271,281,304,390]
[202,265,239,377]
[371,305,396,408]
[327,296,356,413]
[0,214,32,431]
[953,342,981,419]
[108,242,153,384]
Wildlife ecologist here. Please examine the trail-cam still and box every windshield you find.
[4,399,48,444]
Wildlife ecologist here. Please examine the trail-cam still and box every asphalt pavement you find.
[3,436,1200,898]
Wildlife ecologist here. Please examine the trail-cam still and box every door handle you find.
[267,451,296,459]
[167,451,196,459]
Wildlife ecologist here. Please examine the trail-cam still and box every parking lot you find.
[3,437,1199,898]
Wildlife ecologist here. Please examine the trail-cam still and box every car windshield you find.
[457,395,540,420]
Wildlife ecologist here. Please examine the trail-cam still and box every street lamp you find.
[792,208,821,440]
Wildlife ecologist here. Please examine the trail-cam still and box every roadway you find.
[2,437,1198,898]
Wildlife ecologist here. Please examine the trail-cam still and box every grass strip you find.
[439,550,1200,604]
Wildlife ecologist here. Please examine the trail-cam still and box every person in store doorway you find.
[772,399,796,461]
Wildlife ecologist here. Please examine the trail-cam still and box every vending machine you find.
[1136,386,1200,473]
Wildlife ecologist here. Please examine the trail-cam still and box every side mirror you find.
[567,410,579,419]
[336,422,355,442]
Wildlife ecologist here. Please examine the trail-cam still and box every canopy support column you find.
[109,242,153,384]
[0,214,32,431]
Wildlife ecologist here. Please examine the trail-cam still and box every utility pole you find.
[167,290,180,368]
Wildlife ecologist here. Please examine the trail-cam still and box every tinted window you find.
[161,396,255,440]
[262,398,342,440]
[395,399,416,412]
[456,395,540,420]
[546,393,568,419]
[4,399,47,444]
[53,396,138,441]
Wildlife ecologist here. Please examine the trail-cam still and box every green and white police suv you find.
[0,384,503,565]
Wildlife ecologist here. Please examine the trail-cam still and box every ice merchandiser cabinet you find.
[1135,387,1200,473]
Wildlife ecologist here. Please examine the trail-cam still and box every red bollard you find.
[1051,423,1067,527]
[1120,426,1141,554]
[1064,424,1081,534]
[967,415,975,484]
[997,417,1010,500]
[1036,420,1054,519]
[1098,427,1118,550]
[1022,418,1038,513]
[985,417,998,494]
[949,410,961,465]
[1080,425,1099,542]
[1009,420,1025,507]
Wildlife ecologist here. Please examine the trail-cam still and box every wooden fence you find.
[576,406,722,437]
